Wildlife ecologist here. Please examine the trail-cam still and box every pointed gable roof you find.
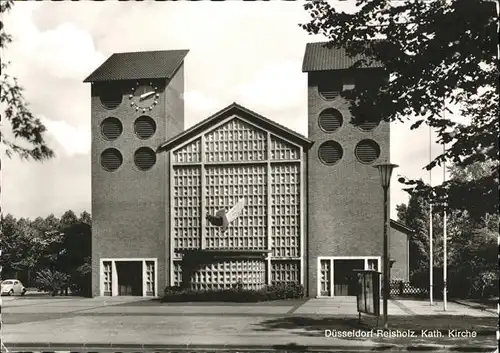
[302,41,383,72]
[84,49,189,82]
[157,103,313,153]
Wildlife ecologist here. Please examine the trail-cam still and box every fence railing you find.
[389,280,429,297]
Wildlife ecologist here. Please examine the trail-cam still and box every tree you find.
[447,211,498,297]
[397,161,498,297]
[79,211,92,226]
[0,214,20,277]
[60,210,79,229]
[0,213,63,285]
[396,186,443,278]
[0,211,92,295]
[0,216,56,279]
[446,162,499,297]
[57,210,91,296]
[64,222,92,297]
[0,0,54,161]
[301,0,499,218]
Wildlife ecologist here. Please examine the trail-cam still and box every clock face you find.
[128,81,160,112]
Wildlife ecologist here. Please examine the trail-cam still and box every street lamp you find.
[373,161,398,329]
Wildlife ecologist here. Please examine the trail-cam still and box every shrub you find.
[471,270,499,298]
[162,282,304,302]
[69,262,92,297]
[265,282,304,300]
[35,268,69,296]
[410,268,445,298]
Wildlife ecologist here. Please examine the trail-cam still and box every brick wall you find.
[306,69,390,297]
[91,65,185,297]
[390,227,409,282]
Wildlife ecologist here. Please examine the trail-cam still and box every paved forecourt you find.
[5,295,495,316]
[1,296,497,351]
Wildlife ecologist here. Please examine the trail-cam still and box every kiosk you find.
[354,269,381,324]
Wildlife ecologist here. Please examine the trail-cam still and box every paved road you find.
[1,295,497,351]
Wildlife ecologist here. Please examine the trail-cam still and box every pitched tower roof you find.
[83,49,189,82]
[302,41,382,72]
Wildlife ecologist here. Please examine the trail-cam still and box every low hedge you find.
[162,282,304,302]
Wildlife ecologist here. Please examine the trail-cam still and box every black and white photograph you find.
[0,0,498,352]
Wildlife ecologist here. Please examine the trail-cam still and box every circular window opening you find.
[134,116,157,140]
[358,120,380,131]
[101,117,123,140]
[318,79,342,100]
[134,147,157,171]
[355,139,381,164]
[99,85,123,110]
[319,108,343,132]
[100,148,123,172]
[318,141,343,165]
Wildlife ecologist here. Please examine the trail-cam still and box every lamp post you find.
[374,161,398,329]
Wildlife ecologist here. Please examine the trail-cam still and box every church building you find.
[84,43,412,298]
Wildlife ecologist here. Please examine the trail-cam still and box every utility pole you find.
[429,124,433,306]
[443,103,448,311]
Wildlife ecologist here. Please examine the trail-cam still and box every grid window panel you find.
[204,118,267,162]
[174,251,186,261]
[173,261,183,287]
[320,259,331,296]
[368,259,378,271]
[103,261,112,296]
[271,260,300,285]
[270,135,300,160]
[173,138,201,163]
[205,165,267,250]
[146,261,155,296]
[173,166,201,252]
[270,163,300,258]
[190,259,266,291]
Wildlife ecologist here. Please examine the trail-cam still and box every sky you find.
[1,1,454,221]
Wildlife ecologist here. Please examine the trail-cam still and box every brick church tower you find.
[84,50,188,297]
[302,43,391,297]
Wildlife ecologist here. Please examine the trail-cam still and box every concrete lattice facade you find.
[169,116,306,290]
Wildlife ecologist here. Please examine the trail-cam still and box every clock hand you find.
[139,91,155,100]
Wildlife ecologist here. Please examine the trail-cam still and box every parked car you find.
[1,279,27,296]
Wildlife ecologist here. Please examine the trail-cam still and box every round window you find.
[318,108,343,132]
[99,84,123,110]
[318,79,342,100]
[355,139,381,164]
[134,116,157,140]
[318,141,343,165]
[358,120,379,131]
[100,148,123,172]
[101,117,123,140]
[134,147,157,171]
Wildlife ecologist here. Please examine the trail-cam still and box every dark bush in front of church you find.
[162,282,304,302]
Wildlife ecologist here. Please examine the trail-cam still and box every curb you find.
[3,343,498,352]
[451,300,498,314]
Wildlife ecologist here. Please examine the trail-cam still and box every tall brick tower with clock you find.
[84,50,189,297]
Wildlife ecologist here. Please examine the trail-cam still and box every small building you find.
[84,43,412,298]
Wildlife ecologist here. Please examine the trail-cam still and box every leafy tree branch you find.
[301,0,499,217]
[0,0,54,161]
